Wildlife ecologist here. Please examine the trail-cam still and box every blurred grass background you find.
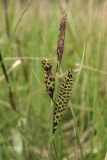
[0,0,107,159]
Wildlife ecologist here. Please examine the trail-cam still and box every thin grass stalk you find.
[70,104,84,160]
[48,69,59,159]
[4,0,32,56]
[3,0,10,39]
[48,100,54,160]
[16,38,28,81]
[69,44,85,160]
[0,50,16,111]
[47,72,59,159]
[51,69,61,159]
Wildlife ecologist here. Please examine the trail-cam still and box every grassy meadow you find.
[0,0,107,159]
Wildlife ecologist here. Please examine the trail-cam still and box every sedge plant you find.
[41,10,74,160]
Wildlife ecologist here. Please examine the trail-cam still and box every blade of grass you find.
[3,0,10,39]
[69,44,86,160]
[0,50,16,111]
[4,0,32,55]
[70,103,84,160]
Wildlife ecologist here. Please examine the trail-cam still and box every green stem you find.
[48,100,54,160]
[53,138,58,159]
[70,104,84,160]
[48,68,59,159]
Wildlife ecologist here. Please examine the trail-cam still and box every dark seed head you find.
[56,11,67,66]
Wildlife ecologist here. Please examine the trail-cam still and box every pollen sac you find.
[53,68,73,133]
[41,59,55,99]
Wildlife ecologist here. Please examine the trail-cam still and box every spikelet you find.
[53,69,73,133]
[41,59,55,99]
[56,11,67,68]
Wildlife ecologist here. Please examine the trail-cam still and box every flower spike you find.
[53,68,73,133]
[41,59,55,99]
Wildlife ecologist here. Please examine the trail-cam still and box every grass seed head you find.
[41,59,52,70]
[56,10,67,66]
[41,59,55,99]
[53,68,73,133]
